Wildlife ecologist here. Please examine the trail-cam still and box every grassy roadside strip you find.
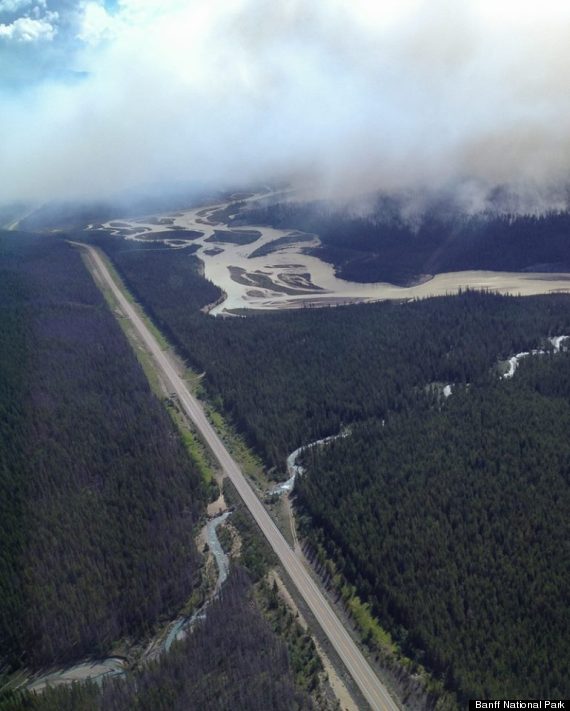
[68,243,223,646]
[79,241,394,704]
[76,242,274,493]
[76,241,412,707]
[86,260,164,394]
[299,531,458,711]
[221,480,339,710]
[196,401,300,547]
[165,403,217,490]
[78,244,170,350]
[199,401,271,489]
[76,244,219,493]
[76,241,341,707]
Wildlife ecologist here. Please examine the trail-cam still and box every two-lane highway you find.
[78,242,399,711]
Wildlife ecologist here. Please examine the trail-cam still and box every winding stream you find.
[164,511,231,652]
[26,511,232,693]
[502,335,568,379]
[271,432,347,497]
[272,336,570,501]
[24,332,569,694]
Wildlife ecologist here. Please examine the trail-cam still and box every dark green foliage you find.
[223,479,277,581]
[94,239,570,700]
[100,568,312,710]
[257,579,323,693]
[94,239,570,471]
[0,258,28,664]
[10,569,312,711]
[92,233,220,317]
[182,292,570,470]
[0,231,205,669]
[296,354,570,700]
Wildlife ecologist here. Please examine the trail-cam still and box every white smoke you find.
[1,0,570,207]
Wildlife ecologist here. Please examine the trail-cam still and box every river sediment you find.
[94,191,570,316]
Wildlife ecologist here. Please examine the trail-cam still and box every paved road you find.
[78,243,399,711]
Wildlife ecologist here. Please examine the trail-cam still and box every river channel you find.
[97,191,570,316]
[26,512,231,693]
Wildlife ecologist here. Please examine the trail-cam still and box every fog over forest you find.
[1,0,570,212]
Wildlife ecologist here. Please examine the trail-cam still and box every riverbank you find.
[90,191,570,316]
[21,509,232,694]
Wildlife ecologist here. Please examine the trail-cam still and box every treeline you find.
[83,239,570,471]
[87,232,570,702]
[222,479,328,701]
[90,233,221,315]
[295,353,570,700]
[234,198,570,284]
[3,568,313,711]
[0,231,205,669]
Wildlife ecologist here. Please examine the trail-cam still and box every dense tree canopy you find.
[235,199,570,284]
[92,234,570,470]
[0,231,205,669]
[3,569,312,711]
[93,234,570,701]
[296,354,570,700]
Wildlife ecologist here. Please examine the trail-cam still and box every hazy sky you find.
[1,0,570,206]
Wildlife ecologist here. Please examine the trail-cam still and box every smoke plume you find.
[1,0,570,209]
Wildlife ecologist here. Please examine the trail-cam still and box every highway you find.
[78,242,400,711]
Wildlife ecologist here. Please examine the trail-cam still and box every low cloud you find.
[0,14,56,41]
[1,0,570,209]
